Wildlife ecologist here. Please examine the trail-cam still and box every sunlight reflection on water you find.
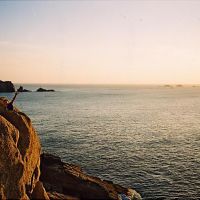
[3,85,200,199]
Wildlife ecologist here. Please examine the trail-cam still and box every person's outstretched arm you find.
[10,91,18,104]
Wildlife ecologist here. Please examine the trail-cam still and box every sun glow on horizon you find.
[0,1,200,84]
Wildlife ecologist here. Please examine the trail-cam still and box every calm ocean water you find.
[2,85,200,199]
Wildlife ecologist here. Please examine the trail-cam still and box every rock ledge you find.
[40,153,142,200]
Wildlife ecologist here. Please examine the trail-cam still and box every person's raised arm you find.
[10,91,19,104]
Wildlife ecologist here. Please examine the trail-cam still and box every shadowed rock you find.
[40,153,142,200]
[0,80,15,93]
[36,88,55,92]
[18,86,32,92]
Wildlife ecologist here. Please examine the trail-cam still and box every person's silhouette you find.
[7,87,22,111]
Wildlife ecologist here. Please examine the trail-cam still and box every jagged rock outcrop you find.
[36,88,55,92]
[0,97,41,199]
[40,153,142,200]
[17,86,32,92]
[0,80,15,93]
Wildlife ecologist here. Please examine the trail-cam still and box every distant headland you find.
[0,80,55,93]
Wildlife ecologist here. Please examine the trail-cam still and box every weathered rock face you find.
[0,80,15,92]
[0,97,41,199]
[40,153,142,200]
[31,181,50,200]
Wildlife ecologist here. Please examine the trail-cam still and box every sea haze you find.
[2,85,200,199]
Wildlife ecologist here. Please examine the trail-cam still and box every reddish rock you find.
[31,181,49,200]
[0,97,41,199]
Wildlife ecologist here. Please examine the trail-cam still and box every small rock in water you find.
[36,87,55,92]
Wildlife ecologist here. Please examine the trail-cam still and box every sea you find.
[1,84,200,200]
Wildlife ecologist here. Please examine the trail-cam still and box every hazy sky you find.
[0,1,200,84]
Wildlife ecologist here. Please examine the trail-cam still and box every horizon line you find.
[13,82,200,86]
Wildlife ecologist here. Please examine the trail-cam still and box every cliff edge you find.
[0,97,141,200]
[0,97,41,199]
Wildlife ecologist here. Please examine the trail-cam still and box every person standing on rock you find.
[7,87,22,111]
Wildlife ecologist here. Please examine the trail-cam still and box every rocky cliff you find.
[0,81,15,93]
[0,97,41,199]
[0,97,142,200]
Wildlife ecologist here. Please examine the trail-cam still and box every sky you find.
[0,0,200,84]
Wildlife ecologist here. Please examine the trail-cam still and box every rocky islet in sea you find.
[0,80,55,93]
[36,88,55,92]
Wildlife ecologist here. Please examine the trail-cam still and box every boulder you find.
[0,80,15,93]
[0,97,41,199]
[31,181,49,200]
[40,153,142,200]
[36,88,55,92]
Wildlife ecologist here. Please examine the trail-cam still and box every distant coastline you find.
[0,80,55,93]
